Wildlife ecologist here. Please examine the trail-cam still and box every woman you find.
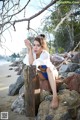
[23,34,59,109]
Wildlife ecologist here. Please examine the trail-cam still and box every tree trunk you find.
[23,65,40,117]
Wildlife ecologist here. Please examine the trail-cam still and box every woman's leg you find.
[37,70,51,91]
[46,68,59,109]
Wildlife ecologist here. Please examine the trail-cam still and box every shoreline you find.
[0,63,19,106]
[0,63,28,120]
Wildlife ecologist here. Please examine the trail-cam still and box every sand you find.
[0,63,33,120]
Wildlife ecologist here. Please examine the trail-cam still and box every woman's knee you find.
[47,67,58,79]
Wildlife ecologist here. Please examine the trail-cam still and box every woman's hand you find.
[24,39,32,51]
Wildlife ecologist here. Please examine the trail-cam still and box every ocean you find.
[0,59,10,66]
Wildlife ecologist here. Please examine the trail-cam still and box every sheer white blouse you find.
[23,50,56,70]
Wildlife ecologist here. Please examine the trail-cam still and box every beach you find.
[0,63,29,120]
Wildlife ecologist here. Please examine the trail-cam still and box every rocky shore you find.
[0,52,80,120]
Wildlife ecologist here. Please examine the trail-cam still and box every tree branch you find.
[0,0,59,29]
[54,10,72,32]
[3,0,31,19]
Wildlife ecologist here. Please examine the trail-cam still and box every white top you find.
[23,50,56,70]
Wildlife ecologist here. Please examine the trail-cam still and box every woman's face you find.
[33,40,42,55]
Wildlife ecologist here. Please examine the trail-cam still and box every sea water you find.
[0,59,10,66]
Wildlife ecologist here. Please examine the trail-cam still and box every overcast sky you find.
[0,0,51,56]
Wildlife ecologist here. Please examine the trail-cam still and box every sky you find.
[0,0,51,56]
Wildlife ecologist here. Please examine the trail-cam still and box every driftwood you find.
[23,65,40,117]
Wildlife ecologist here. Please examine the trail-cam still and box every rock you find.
[59,72,68,79]
[15,67,20,71]
[19,85,24,95]
[67,72,75,77]
[45,115,54,120]
[60,112,72,120]
[8,75,24,96]
[64,90,80,106]
[59,64,69,73]
[50,54,64,65]
[68,63,79,72]
[71,52,80,63]
[59,63,79,73]
[6,75,11,77]
[77,109,80,120]
[64,73,80,93]
[9,61,22,67]
[17,69,23,75]
[37,100,50,120]
[9,68,13,70]
[37,89,80,120]
[11,94,25,114]
[57,83,68,91]
[75,68,80,74]
[40,90,51,102]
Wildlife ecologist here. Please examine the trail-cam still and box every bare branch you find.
[73,41,80,52]
[29,28,38,35]
[15,0,58,22]
[0,0,59,28]
[0,24,11,33]
[54,10,72,32]
[3,0,30,19]
[0,0,59,50]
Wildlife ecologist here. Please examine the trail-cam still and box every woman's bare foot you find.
[50,96,59,109]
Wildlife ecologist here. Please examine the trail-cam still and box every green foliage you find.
[58,47,64,53]
[42,1,80,52]
[47,40,55,54]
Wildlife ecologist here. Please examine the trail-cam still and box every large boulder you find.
[37,89,80,120]
[8,75,24,96]
[50,54,64,65]
[71,52,80,63]
[64,73,80,93]
[59,63,79,73]
[11,93,25,114]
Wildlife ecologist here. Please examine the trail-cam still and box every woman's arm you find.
[24,39,34,65]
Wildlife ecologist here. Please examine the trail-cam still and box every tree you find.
[42,0,80,52]
[0,0,60,54]
[0,0,80,54]
[0,0,58,37]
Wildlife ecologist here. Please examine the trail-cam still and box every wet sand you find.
[0,63,32,120]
